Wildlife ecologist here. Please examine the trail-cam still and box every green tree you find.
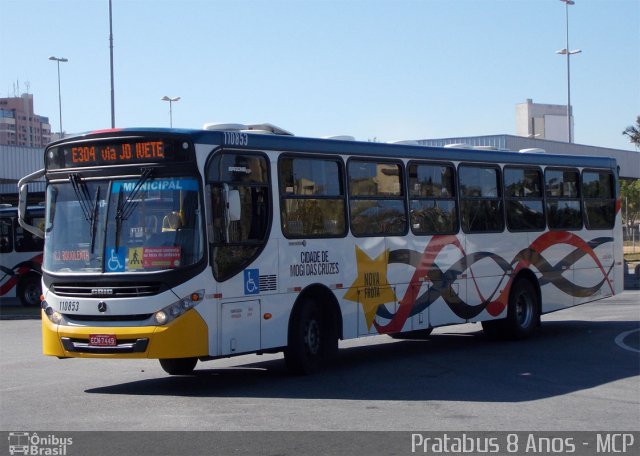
[623,116,640,149]
[621,117,640,240]
[621,179,640,235]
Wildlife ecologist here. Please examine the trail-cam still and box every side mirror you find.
[227,189,241,222]
[18,169,45,239]
[223,185,241,242]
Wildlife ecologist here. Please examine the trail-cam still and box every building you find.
[0,144,45,205]
[515,98,572,142]
[0,93,52,147]
[416,134,640,180]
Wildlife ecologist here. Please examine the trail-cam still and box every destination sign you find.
[46,138,192,169]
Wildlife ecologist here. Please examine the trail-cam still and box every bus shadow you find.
[85,319,639,403]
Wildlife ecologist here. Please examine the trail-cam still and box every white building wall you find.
[515,99,573,142]
[0,145,45,196]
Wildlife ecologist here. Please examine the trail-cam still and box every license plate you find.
[89,334,117,346]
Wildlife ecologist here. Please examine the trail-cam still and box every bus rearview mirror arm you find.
[18,168,46,239]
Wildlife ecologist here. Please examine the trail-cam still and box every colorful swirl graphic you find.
[373,232,614,334]
[0,254,42,296]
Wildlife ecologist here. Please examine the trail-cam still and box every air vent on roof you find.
[473,146,498,151]
[203,122,293,136]
[444,143,474,149]
[388,140,420,145]
[323,135,356,141]
[203,123,246,131]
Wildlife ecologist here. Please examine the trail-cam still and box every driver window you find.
[206,151,271,281]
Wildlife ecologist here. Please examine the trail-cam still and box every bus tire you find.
[284,299,335,375]
[18,273,41,307]
[389,328,433,340]
[482,279,539,340]
[504,278,539,340]
[159,357,198,375]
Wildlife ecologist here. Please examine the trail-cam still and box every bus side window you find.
[279,156,346,238]
[504,167,545,232]
[408,162,458,235]
[0,218,12,253]
[582,170,615,230]
[546,168,582,230]
[459,165,504,233]
[348,159,406,237]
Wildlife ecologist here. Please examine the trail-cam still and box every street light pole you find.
[161,96,181,128]
[109,0,115,128]
[557,0,581,143]
[49,56,68,139]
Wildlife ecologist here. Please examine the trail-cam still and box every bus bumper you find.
[42,309,209,359]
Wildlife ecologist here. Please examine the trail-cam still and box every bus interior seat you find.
[162,211,183,232]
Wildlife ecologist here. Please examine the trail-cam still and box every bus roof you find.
[50,127,618,171]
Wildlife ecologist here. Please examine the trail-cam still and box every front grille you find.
[51,282,166,298]
[61,337,149,354]
[64,313,153,323]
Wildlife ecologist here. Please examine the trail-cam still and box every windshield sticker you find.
[106,246,127,272]
[141,247,181,269]
[127,247,144,269]
[52,249,90,264]
[111,178,198,193]
[105,246,182,271]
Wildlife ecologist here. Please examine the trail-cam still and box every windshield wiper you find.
[70,174,102,254]
[115,168,154,249]
[69,174,93,224]
[89,186,101,254]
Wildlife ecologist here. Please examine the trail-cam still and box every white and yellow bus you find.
[18,124,623,375]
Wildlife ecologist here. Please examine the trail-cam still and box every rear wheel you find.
[505,279,538,339]
[482,278,538,340]
[18,273,41,307]
[159,357,198,375]
[284,299,337,374]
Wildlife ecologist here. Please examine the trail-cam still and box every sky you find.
[2,0,639,151]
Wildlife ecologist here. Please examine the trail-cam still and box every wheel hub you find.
[516,293,533,328]
[304,319,321,355]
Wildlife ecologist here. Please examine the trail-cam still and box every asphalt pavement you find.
[1,291,638,433]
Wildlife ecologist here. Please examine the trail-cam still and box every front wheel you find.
[284,299,337,375]
[159,357,198,375]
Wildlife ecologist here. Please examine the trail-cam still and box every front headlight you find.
[43,302,65,325]
[153,290,204,325]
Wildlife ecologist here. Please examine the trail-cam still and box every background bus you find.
[18,125,623,375]
[0,205,44,306]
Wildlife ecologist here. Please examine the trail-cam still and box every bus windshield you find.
[44,175,204,273]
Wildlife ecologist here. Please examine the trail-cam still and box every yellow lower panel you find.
[42,310,66,357]
[43,309,209,359]
[148,310,209,358]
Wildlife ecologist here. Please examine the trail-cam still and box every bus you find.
[18,124,623,375]
[1,205,44,306]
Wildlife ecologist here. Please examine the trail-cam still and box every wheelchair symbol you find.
[244,269,259,295]
[107,247,126,272]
